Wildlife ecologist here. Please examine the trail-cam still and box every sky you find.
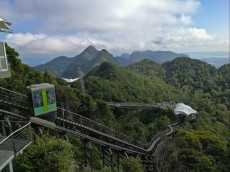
[0,0,229,66]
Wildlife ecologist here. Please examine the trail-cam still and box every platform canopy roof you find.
[0,17,12,33]
[174,103,197,116]
[62,77,80,83]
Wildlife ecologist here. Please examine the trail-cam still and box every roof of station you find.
[174,103,197,116]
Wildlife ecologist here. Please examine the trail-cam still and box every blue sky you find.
[0,0,229,65]
[193,0,229,38]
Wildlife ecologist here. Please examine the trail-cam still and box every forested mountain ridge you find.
[126,59,166,78]
[85,61,177,103]
[162,57,218,91]
[35,45,116,78]
[35,46,190,78]
[35,45,228,81]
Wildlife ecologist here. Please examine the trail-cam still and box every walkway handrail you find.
[107,102,176,110]
[0,87,27,98]
[0,122,31,144]
[0,121,32,158]
[0,109,28,120]
[0,121,32,171]
[0,87,29,108]
[57,108,144,147]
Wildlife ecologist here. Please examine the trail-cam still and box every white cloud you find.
[5,33,78,56]
[1,0,229,63]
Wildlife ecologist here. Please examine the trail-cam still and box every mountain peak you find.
[84,45,97,53]
[79,45,99,60]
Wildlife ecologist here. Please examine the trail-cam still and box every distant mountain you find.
[35,46,195,77]
[115,50,188,66]
[35,56,73,76]
[35,46,116,78]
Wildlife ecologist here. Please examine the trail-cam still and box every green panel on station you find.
[34,107,44,116]
[34,104,57,116]
[48,104,57,111]
[42,89,48,112]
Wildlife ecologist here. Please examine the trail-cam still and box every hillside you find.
[35,56,73,76]
[126,59,166,78]
[85,62,178,102]
[35,46,116,78]
[162,57,217,91]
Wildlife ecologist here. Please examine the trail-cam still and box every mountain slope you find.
[126,59,166,78]
[85,62,176,102]
[162,57,217,91]
[35,56,73,76]
[35,46,116,78]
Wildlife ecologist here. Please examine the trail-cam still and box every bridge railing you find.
[0,87,29,108]
[56,107,145,148]
[0,121,32,169]
[0,121,32,152]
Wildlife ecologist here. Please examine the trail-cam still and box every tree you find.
[13,135,74,172]
[5,43,21,69]
[121,157,144,172]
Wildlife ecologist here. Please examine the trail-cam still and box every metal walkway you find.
[107,102,176,110]
[0,120,32,171]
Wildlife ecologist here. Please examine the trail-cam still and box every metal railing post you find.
[5,117,16,154]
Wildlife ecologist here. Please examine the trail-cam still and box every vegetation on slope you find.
[85,62,178,103]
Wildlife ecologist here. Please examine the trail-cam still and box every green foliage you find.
[121,157,144,172]
[173,129,229,171]
[96,99,115,127]
[13,135,74,172]
[163,57,217,91]
[127,59,166,78]
[85,62,177,103]
[5,43,21,68]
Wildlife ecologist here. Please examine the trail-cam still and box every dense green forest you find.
[0,45,229,171]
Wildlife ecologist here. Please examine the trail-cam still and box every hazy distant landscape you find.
[186,51,229,67]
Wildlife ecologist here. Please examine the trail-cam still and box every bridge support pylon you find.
[82,140,92,169]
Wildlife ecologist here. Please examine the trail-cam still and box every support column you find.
[83,140,92,169]
[101,147,114,170]
[5,161,14,172]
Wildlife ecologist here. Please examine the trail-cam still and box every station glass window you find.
[0,42,7,70]
[32,90,43,108]
[46,88,56,105]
